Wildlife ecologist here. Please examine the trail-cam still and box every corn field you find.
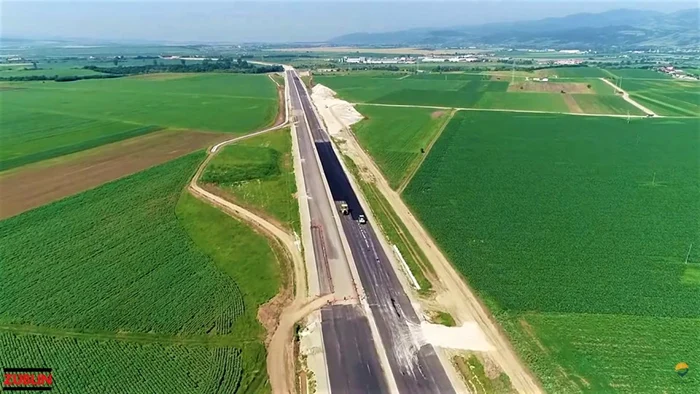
[0,152,245,335]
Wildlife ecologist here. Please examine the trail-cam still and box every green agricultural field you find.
[475,92,570,112]
[202,127,300,232]
[0,67,105,78]
[605,68,672,80]
[314,73,508,108]
[0,73,278,170]
[571,94,645,115]
[0,153,243,334]
[316,72,641,114]
[0,153,281,392]
[0,333,244,393]
[0,110,160,171]
[352,104,451,188]
[404,111,700,392]
[621,79,700,117]
[538,66,608,78]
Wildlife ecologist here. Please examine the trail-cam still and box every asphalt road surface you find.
[321,305,390,393]
[291,73,456,393]
[288,70,390,393]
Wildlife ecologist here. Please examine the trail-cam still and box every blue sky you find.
[1,1,695,43]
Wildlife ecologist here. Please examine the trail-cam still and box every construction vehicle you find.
[339,201,349,215]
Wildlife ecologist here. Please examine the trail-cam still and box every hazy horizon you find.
[2,1,696,44]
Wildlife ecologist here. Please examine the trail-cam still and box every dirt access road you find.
[599,77,658,116]
[189,121,310,394]
[187,72,340,394]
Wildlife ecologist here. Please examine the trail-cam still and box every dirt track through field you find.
[353,102,666,118]
[599,77,658,116]
[0,130,225,220]
[185,77,332,394]
[562,94,584,114]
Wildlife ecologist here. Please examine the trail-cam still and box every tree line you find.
[84,58,282,75]
[0,74,122,82]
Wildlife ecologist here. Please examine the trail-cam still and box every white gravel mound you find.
[421,321,493,351]
[311,84,364,136]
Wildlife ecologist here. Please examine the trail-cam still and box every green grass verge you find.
[177,191,281,394]
[431,311,456,327]
[352,105,451,189]
[202,127,300,233]
[270,73,285,86]
[453,354,516,394]
[404,111,700,392]
[339,148,433,293]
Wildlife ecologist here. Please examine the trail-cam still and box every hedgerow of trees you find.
[84,57,282,75]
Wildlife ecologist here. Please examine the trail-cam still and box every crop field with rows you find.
[0,152,281,392]
[202,127,300,232]
[0,109,159,171]
[0,153,245,334]
[605,68,672,80]
[315,73,507,108]
[0,332,243,393]
[621,79,700,117]
[315,72,641,114]
[538,66,610,78]
[0,73,277,169]
[352,104,451,189]
[404,111,700,392]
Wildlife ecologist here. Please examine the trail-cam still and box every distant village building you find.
[554,59,584,65]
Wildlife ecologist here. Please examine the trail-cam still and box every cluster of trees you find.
[347,64,401,71]
[84,57,282,75]
[0,74,122,82]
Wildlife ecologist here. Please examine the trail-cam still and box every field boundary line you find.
[352,102,690,118]
[397,108,456,194]
[22,84,278,101]
[598,77,658,116]
[628,92,698,117]
[601,69,619,80]
[268,73,281,87]
[0,324,258,347]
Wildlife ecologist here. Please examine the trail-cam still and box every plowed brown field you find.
[0,130,225,219]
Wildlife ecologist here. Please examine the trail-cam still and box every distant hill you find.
[329,8,700,49]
